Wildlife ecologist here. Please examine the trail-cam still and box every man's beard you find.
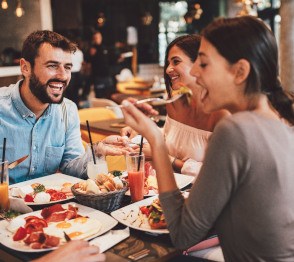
[29,72,67,104]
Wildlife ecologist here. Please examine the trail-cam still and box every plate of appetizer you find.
[9,174,84,205]
[111,196,168,235]
[0,202,118,252]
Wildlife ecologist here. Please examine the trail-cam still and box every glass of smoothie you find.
[0,160,9,211]
[126,152,145,202]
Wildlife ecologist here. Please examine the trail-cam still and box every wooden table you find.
[116,78,153,95]
[0,192,215,262]
[80,118,125,137]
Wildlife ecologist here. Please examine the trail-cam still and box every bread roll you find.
[86,179,101,194]
[104,179,116,191]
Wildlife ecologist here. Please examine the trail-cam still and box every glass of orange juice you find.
[0,160,9,211]
[126,152,145,203]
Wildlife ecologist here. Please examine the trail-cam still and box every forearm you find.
[150,137,177,193]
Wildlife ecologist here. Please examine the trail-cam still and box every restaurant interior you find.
[1,0,294,261]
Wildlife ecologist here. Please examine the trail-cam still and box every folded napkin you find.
[9,197,33,213]
[90,227,130,253]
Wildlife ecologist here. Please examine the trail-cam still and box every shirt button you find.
[33,146,37,150]
[32,167,35,171]
[22,115,26,118]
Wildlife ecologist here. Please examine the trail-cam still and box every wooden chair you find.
[89,98,123,118]
[78,107,117,143]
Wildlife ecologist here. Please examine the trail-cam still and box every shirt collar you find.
[11,80,52,119]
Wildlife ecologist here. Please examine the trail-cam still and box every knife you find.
[8,155,29,169]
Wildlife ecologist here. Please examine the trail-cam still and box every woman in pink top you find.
[162,35,229,177]
[122,35,229,179]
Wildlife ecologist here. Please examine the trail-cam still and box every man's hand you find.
[93,136,134,156]
[32,240,106,262]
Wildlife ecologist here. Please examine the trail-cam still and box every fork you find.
[128,248,150,261]
[106,94,184,109]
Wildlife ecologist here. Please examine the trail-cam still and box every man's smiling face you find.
[28,43,73,104]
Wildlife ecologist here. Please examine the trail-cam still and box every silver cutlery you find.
[128,248,150,261]
[8,155,29,169]
[107,94,184,109]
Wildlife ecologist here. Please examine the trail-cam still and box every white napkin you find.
[89,227,130,253]
[9,197,33,213]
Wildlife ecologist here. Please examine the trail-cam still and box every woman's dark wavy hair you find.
[201,16,294,125]
[164,34,201,98]
[21,30,77,68]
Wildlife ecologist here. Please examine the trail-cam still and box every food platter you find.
[125,173,194,196]
[0,202,118,252]
[111,196,169,235]
[9,174,83,205]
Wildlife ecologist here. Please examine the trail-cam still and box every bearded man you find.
[0,30,129,184]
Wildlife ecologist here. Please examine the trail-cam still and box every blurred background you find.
[0,0,293,93]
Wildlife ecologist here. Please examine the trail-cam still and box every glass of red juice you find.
[126,152,145,202]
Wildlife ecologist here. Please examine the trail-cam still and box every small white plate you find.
[125,173,194,196]
[111,196,168,234]
[0,202,118,253]
[9,173,84,206]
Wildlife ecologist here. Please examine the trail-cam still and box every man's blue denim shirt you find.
[0,81,89,184]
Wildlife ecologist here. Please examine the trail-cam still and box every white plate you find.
[9,173,84,206]
[111,196,168,234]
[125,173,194,196]
[0,202,118,253]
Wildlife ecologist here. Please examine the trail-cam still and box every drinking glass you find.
[126,152,145,202]
[86,144,108,180]
[0,160,9,211]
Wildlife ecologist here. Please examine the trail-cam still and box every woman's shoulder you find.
[209,109,231,129]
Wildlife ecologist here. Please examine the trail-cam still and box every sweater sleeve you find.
[159,117,249,249]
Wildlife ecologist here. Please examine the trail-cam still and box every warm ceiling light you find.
[1,0,8,9]
[96,12,106,27]
[15,0,24,17]
[142,12,153,26]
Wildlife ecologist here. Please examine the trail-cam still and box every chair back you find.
[90,98,123,118]
[78,107,117,143]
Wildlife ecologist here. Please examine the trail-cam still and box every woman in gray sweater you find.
[121,16,294,261]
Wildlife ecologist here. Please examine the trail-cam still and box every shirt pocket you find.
[44,145,64,173]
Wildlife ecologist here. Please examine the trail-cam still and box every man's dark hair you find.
[21,30,77,67]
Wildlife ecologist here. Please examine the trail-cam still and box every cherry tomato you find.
[24,194,34,202]
[140,206,151,216]
[13,227,27,241]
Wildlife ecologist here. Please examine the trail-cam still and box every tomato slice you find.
[24,194,34,202]
[50,192,67,201]
[13,227,27,241]
[46,189,57,195]
[149,220,167,229]
[140,206,151,216]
